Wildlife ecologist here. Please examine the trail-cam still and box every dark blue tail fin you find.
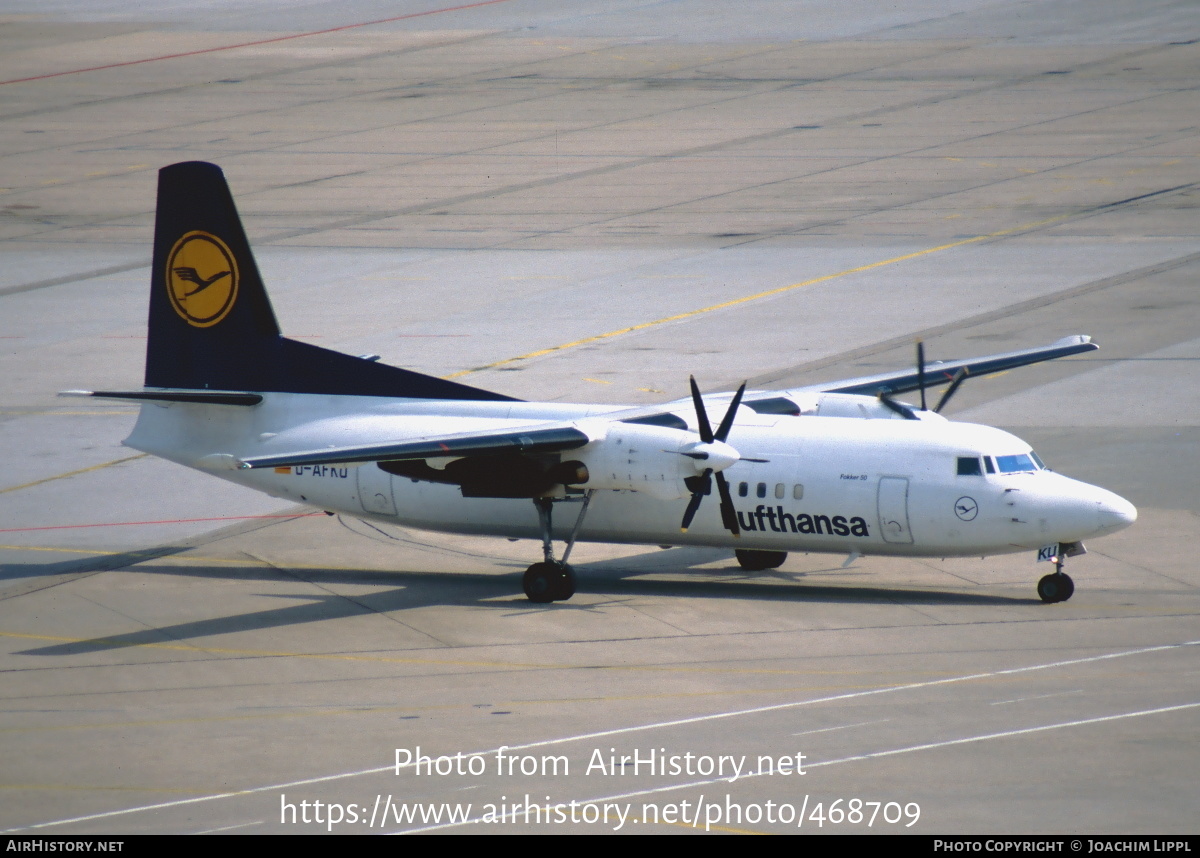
[146,161,514,401]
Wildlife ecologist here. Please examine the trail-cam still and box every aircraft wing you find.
[799,335,1098,397]
[163,336,1100,473]
[238,424,591,470]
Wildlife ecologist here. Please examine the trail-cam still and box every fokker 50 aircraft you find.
[66,162,1136,604]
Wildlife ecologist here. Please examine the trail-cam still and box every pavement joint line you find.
[0,684,911,737]
[4,41,1190,292]
[0,511,317,601]
[747,248,1200,389]
[8,638,1195,832]
[0,512,326,534]
[0,625,971,677]
[0,628,557,669]
[443,210,1088,378]
[0,0,517,87]
[0,784,207,795]
[0,263,149,298]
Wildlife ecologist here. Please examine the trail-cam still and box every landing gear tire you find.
[555,563,577,601]
[523,561,576,603]
[1037,572,1074,603]
[735,549,788,571]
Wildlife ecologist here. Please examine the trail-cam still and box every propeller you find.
[877,340,971,417]
[680,377,762,537]
[933,366,969,413]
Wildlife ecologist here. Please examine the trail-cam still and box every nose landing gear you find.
[1036,542,1082,603]
[1037,568,1074,603]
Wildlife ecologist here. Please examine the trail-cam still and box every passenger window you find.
[775,483,785,499]
[756,482,767,498]
[957,456,982,476]
[738,482,748,498]
[793,484,804,500]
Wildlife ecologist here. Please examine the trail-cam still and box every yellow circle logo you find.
[165,231,239,327]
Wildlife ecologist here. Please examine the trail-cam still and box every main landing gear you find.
[735,549,788,571]
[523,492,594,603]
[522,560,576,603]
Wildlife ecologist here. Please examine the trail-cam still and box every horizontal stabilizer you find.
[61,389,263,406]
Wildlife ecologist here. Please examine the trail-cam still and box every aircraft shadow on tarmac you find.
[14,547,1033,657]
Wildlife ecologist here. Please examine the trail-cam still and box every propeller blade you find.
[714,381,747,443]
[916,340,927,411]
[684,378,749,537]
[933,367,970,413]
[878,391,919,420]
[714,471,740,537]
[680,469,711,532]
[689,375,714,443]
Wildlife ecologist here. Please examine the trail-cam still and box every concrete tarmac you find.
[0,0,1196,835]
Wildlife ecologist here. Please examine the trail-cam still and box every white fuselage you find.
[124,391,1136,559]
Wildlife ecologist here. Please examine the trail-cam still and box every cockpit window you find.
[995,453,1038,473]
[957,456,983,476]
[1030,450,1046,470]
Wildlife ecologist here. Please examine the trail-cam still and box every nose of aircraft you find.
[1024,474,1137,541]
[1094,490,1137,536]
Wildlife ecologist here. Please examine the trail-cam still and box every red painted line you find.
[0,512,326,533]
[0,0,515,86]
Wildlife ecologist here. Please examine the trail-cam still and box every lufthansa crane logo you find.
[165,231,239,327]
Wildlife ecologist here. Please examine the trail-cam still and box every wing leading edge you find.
[802,335,1097,397]
[238,425,591,470]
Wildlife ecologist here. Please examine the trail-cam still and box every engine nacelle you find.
[574,423,711,500]
[810,392,944,421]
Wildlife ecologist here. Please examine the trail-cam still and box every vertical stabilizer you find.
[144,162,514,401]
[147,161,280,390]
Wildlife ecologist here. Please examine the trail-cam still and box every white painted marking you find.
[190,820,263,834]
[8,638,1197,832]
[791,719,886,736]
[991,689,1083,706]
[805,701,1200,770]
[393,700,1200,834]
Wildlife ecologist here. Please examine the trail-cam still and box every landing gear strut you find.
[523,492,593,603]
[1037,553,1075,604]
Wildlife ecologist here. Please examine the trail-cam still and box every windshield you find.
[994,453,1039,474]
